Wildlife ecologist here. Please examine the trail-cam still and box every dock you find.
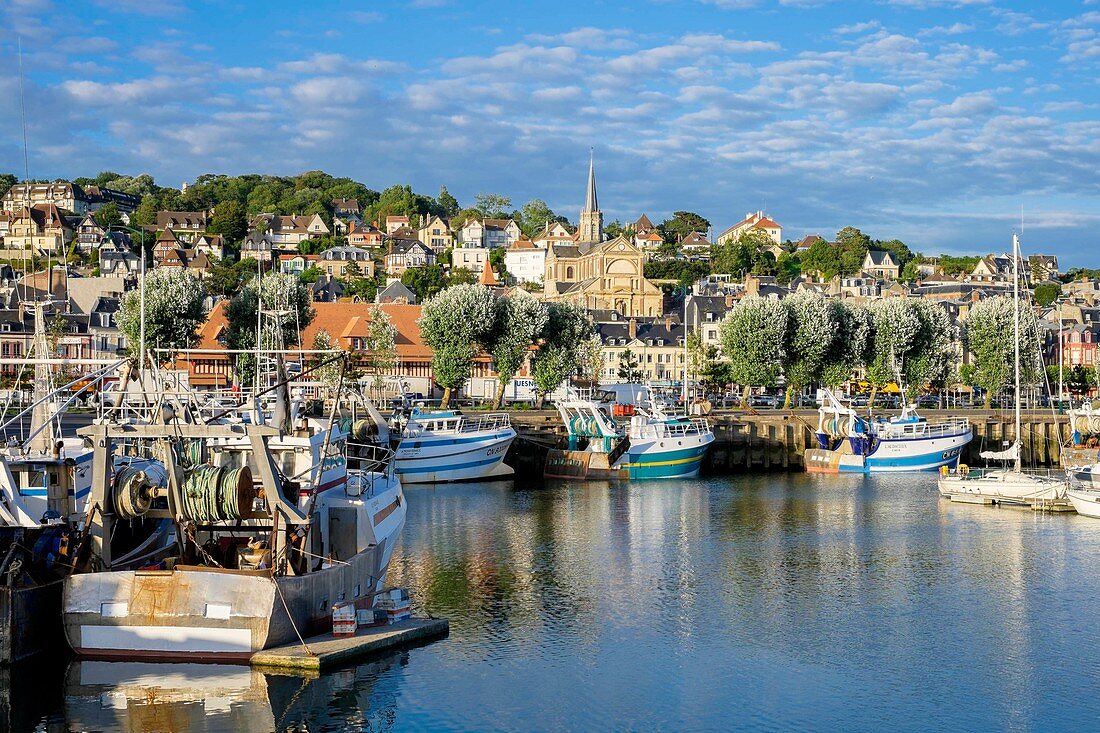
[942,492,1076,511]
[250,618,449,672]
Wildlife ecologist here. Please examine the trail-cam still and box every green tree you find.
[964,295,1042,407]
[93,202,122,229]
[401,265,447,300]
[0,173,17,200]
[117,269,207,359]
[719,296,788,407]
[361,305,398,400]
[437,185,460,217]
[865,298,922,400]
[130,195,158,227]
[299,266,322,284]
[531,301,594,407]
[417,284,499,408]
[1033,281,1062,307]
[711,229,774,276]
[781,291,838,407]
[518,199,558,237]
[224,273,316,388]
[616,349,643,383]
[209,199,248,246]
[820,300,872,387]
[487,292,549,409]
[658,211,710,244]
[474,193,512,218]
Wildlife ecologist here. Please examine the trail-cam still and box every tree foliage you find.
[964,295,1042,407]
[659,211,710,244]
[224,272,315,387]
[360,305,398,398]
[781,291,838,405]
[209,199,248,246]
[117,268,207,359]
[616,349,643,383]
[1033,281,1061,307]
[531,301,594,405]
[487,292,549,408]
[719,296,788,405]
[819,300,872,387]
[417,284,498,406]
[711,229,776,276]
[93,202,122,229]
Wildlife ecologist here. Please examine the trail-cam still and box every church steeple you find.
[578,148,603,243]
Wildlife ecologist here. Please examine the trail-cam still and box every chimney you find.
[628,318,637,340]
[664,316,672,330]
[725,294,734,308]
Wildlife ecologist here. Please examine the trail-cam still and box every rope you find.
[113,467,153,520]
[180,465,252,522]
[273,575,315,657]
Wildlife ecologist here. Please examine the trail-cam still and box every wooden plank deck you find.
[250,618,449,672]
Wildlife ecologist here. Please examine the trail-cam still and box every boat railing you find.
[408,412,511,436]
[876,417,971,439]
[634,418,712,439]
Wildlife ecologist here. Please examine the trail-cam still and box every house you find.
[255,213,329,250]
[156,211,208,243]
[376,280,418,305]
[633,214,656,235]
[596,318,687,382]
[796,235,824,252]
[2,204,73,257]
[452,244,489,274]
[241,231,274,264]
[1029,255,1059,282]
[2,182,90,214]
[532,222,573,250]
[863,250,900,280]
[278,253,321,277]
[716,211,782,246]
[100,249,142,277]
[969,253,1025,284]
[347,222,384,249]
[332,198,361,220]
[680,231,712,259]
[311,275,345,303]
[73,213,126,253]
[504,238,546,285]
[320,245,375,279]
[635,229,664,253]
[152,229,182,264]
[458,218,521,249]
[385,238,435,276]
[385,215,409,234]
[417,215,453,253]
[157,247,213,277]
[191,233,226,260]
[685,295,733,351]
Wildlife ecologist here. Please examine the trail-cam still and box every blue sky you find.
[2,0,1099,265]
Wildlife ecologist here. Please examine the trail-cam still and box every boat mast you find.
[682,288,689,413]
[1012,232,1021,473]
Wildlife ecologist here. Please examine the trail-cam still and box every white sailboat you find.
[938,233,1066,504]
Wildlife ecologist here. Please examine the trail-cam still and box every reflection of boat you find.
[63,656,400,733]
[806,389,972,473]
[545,387,714,480]
[389,407,515,483]
[62,391,407,662]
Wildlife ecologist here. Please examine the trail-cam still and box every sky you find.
[2,0,1099,266]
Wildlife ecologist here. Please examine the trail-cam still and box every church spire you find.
[579,148,603,244]
[583,148,598,213]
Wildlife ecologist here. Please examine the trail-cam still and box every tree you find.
[474,193,512,218]
[437,185,460,217]
[616,349,643,383]
[575,333,605,384]
[486,292,549,409]
[711,229,774,276]
[1033,281,1062,307]
[93,202,122,230]
[0,173,16,201]
[658,211,710,244]
[417,284,498,407]
[225,272,316,388]
[310,330,343,391]
[360,305,397,400]
[531,301,594,407]
[401,265,447,301]
[719,296,788,407]
[905,299,955,399]
[820,300,872,387]
[518,199,558,237]
[209,199,248,246]
[1066,365,1091,396]
[130,195,158,227]
[781,291,838,407]
[964,295,1042,407]
[117,269,207,360]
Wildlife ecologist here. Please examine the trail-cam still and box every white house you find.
[504,238,546,284]
[459,218,521,249]
[716,211,782,246]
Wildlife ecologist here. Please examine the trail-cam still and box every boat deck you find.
[250,618,449,672]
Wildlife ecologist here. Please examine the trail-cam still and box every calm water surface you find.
[16,473,1100,732]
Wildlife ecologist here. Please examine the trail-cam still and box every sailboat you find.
[937,233,1066,504]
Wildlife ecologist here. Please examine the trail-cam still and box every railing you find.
[347,442,396,487]
[633,418,712,440]
[408,412,512,436]
[875,417,971,440]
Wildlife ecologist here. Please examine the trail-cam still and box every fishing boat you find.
[387,406,515,483]
[804,388,972,473]
[938,233,1067,504]
[61,393,406,662]
[1066,486,1100,518]
[545,386,714,480]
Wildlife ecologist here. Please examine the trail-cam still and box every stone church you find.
[543,154,664,318]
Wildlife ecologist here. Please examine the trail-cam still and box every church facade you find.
[542,154,664,318]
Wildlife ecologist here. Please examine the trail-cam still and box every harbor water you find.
[15,473,1100,732]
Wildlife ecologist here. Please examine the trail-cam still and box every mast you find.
[1012,232,1021,473]
[682,288,689,413]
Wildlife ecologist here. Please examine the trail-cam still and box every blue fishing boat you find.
[390,408,515,483]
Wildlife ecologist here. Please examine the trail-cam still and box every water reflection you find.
[15,474,1100,731]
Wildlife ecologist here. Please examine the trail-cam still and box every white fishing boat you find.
[388,407,515,483]
[62,393,406,662]
[545,386,714,480]
[938,233,1067,505]
[805,388,972,473]
[1066,486,1100,518]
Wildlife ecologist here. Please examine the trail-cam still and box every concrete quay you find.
[250,618,449,673]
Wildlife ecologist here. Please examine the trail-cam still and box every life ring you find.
[959,464,969,476]
[940,465,949,477]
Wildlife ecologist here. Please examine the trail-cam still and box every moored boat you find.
[805,389,972,473]
[389,408,515,483]
[545,387,714,480]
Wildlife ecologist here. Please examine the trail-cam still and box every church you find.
[543,154,664,318]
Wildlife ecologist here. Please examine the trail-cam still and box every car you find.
[917,395,940,408]
[795,395,819,408]
[749,394,779,408]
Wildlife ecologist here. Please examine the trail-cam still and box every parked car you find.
[749,394,779,408]
[795,394,819,408]
[917,395,940,408]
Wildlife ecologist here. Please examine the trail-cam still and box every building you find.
[385,216,409,234]
[452,244,489,274]
[532,222,573,249]
[1,181,137,215]
[347,222,384,249]
[156,211,208,242]
[2,204,73,257]
[863,250,901,280]
[376,280,418,305]
[320,245,375,279]
[74,213,108,253]
[577,152,603,244]
[716,211,782,246]
[385,238,435,276]
[255,213,329,250]
[191,233,226,260]
[458,218,522,249]
[418,215,453,253]
[278,253,321,277]
[680,231,712,259]
[1029,255,1060,282]
[241,231,274,264]
[332,198,361,220]
[596,318,686,383]
[504,238,546,285]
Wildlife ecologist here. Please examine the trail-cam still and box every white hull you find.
[394,428,515,483]
[1067,489,1100,518]
[1071,464,1100,488]
[938,471,1065,502]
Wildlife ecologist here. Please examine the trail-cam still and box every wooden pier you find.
[250,618,449,672]
[505,409,1097,475]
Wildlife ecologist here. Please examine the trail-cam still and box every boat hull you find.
[938,472,1064,502]
[394,428,515,483]
[546,434,714,480]
[807,429,972,474]
[1068,489,1100,517]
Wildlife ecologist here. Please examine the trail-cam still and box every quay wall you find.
[504,410,1087,475]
